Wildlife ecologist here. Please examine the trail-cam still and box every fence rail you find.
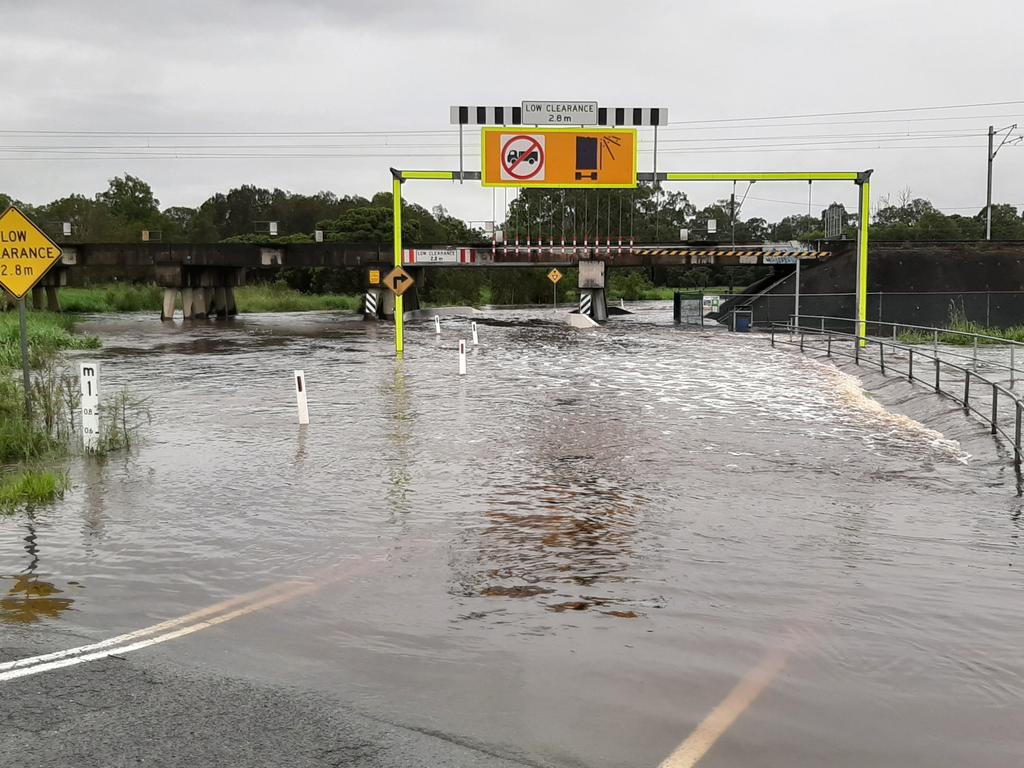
[769,322,1023,467]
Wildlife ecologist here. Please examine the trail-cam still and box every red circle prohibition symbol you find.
[500,135,545,180]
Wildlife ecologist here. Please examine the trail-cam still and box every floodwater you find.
[2,304,1022,767]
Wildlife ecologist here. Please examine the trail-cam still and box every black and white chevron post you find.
[579,292,593,317]
[364,291,378,317]
[449,106,668,127]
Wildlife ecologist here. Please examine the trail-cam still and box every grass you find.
[0,311,101,370]
[234,285,362,312]
[0,470,69,512]
[60,284,163,313]
[59,283,362,314]
[897,306,1024,347]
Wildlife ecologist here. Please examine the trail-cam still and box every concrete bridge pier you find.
[156,265,243,320]
[578,260,608,322]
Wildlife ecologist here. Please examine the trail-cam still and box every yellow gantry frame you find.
[390,168,871,355]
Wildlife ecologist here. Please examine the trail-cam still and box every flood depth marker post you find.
[80,362,100,451]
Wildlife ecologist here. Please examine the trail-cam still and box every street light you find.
[986,123,1021,240]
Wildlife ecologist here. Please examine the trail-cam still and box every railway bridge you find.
[27,241,829,321]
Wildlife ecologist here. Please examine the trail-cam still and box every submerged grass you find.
[60,283,362,314]
[0,311,101,369]
[0,470,69,512]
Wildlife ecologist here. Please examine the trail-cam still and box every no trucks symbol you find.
[500,134,546,181]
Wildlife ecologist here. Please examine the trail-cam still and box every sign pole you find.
[18,296,32,419]
[553,281,557,310]
[392,175,404,356]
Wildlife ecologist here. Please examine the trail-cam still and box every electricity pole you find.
[987,123,1020,240]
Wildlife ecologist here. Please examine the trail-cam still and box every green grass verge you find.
[0,470,69,512]
[233,285,362,312]
[60,283,362,314]
[899,319,1024,346]
[0,311,101,369]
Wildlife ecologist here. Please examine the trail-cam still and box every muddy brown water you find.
[2,304,1022,767]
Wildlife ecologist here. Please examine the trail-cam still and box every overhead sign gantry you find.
[385,103,871,356]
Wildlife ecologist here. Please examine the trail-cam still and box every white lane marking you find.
[658,645,791,768]
[1,554,382,681]
[0,578,323,683]
[0,578,302,673]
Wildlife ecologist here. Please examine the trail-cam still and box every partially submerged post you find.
[294,370,310,425]
[459,340,467,375]
[471,321,479,345]
[80,362,100,451]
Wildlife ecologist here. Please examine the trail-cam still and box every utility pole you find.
[987,123,1020,240]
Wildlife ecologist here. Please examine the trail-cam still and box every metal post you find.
[800,332,804,352]
[854,338,860,365]
[771,325,775,347]
[794,257,801,328]
[879,343,885,374]
[18,297,32,419]
[991,385,998,435]
[1011,346,1016,389]
[458,124,464,184]
[1015,401,1022,467]
[973,336,979,370]
[392,175,404,355]
[964,371,971,411]
[820,317,825,333]
[827,333,832,356]
[908,349,914,382]
[855,178,871,346]
[935,358,941,392]
[986,125,994,241]
[933,329,939,355]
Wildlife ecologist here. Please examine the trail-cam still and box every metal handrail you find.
[790,314,1024,349]
[770,322,1024,467]
[780,314,1023,388]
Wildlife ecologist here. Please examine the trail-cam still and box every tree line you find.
[3,175,1021,246]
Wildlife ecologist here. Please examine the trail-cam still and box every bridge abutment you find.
[578,260,608,322]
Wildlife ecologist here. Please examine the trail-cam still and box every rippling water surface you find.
[2,304,1022,767]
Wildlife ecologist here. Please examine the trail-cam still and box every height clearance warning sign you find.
[482,127,637,188]
[0,206,63,299]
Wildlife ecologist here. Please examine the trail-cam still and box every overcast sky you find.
[2,0,1022,228]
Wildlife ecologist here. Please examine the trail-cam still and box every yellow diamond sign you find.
[0,206,62,299]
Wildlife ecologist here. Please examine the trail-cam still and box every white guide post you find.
[294,370,310,425]
[458,340,467,375]
[471,321,479,346]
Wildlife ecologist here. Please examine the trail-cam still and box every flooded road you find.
[2,304,1022,767]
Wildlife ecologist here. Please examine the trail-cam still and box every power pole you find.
[987,123,1020,240]
[986,125,994,240]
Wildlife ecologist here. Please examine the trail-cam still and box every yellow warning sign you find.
[368,269,381,286]
[548,268,563,284]
[382,266,415,296]
[482,127,637,188]
[0,206,63,299]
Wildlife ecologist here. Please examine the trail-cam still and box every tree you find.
[97,174,160,225]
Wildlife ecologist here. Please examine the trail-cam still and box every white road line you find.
[0,578,301,673]
[0,578,321,683]
[1,555,380,682]
[657,644,792,768]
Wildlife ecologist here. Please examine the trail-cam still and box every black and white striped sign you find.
[579,293,593,317]
[450,105,668,127]
[364,291,378,316]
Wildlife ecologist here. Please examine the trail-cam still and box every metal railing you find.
[781,314,1024,389]
[769,322,1023,467]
